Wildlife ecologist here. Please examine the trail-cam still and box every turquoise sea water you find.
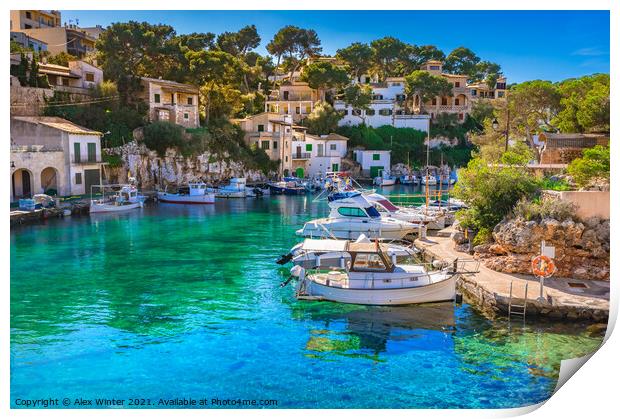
[10,191,604,409]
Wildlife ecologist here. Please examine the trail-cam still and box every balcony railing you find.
[73,157,103,164]
[292,152,311,159]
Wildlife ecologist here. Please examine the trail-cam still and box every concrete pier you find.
[415,228,609,322]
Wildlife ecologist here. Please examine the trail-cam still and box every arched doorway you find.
[12,168,33,199]
[41,167,59,196]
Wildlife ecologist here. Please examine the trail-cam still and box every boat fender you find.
[276,253,293,265]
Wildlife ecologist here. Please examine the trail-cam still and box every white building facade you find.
[354,149,391,178]
[334,78,431,131]
[291,133,349,178]
[10,116,103,202]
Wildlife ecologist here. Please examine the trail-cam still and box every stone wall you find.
[104,142,268,188]
[10,76,53,116]
[472,217,610,280]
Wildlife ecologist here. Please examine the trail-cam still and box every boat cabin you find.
[178,183,208,196]
[347,242,395,273]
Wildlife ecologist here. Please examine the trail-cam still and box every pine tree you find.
[16,53,29,86]
[28,54,39,87]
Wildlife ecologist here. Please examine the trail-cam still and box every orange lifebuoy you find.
[531,255,556,277]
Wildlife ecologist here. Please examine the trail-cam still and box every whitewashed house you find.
[10,116,103,201]
[291,133,349,178]
[354,149,391,178]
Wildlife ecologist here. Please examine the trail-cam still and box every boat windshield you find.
[365,206,381,218]
[337,207,368,218]
[378,199,399,212]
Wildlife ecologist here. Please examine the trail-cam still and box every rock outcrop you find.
[104,141,268,188]
[471,216,609,280]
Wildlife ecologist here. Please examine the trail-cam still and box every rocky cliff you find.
[104,141,268,188]
[467,217,610,280]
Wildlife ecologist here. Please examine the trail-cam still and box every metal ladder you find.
[508,280,529,318]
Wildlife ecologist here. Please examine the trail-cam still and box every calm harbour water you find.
[10,189,604,409]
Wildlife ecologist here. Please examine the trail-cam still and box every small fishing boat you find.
[296,191,418,240]
[421,174,437,186]
[216,178,247,198]
[374,169,396,186]
[276,234,419,268]
[90,184,145,213]
[268,177,307,195]
[399,174,417,185]
[158,182,215,204]
[287,241,457,305]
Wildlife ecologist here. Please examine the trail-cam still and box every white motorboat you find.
[421,174,437,186]
[374,169,396,186]
[365,193,442,226]
[296,192,418,240]
[277,235,419,269]
[90,184,145,213]
[288,241,457,305]
[158,182,215,204]
[216,177,247,198]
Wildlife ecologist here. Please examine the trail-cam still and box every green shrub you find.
[567,145,610,187]
[473,227,493,246]
[538,177,571,191]
[512,196,577,222]
[142,121,185,157]
[102,152,123,168]
[453,157,539,230]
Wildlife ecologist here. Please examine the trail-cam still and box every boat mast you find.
[425,119,430,215]
[438,153,443,210]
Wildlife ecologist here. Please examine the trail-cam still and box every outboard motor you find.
[276,252,293,265]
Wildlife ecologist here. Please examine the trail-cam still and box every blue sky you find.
[63,10,610,83]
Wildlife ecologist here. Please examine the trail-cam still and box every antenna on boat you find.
[438,153,443,210]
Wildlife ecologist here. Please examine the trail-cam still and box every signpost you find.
[531,240,557,302]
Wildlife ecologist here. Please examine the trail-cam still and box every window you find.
[366,109,375,116]
[430,65,440,70]
[24,24,32,29]
[330,144,337,151]
[373,153,381,161]
[154,93,160,103]
[455,82,460,88]
[295,106,301,115]
[391,82,401,87]
[26,12,32,19]
[85,72,95,82]
[378,108,392,116]
[306,144,312,152]
[273,141,278,149]
[182,113,188,120]
[458,113,464,121]
[285,156,288,162]
[337,207,368,218]
[261,141,270,150]
[372,94,383,100]
[497,91,505,98]
[74,143,81,163]
[283,91,289,100]
[75,173,82,185]
[353,253,386,271]
[340,109,349,116]
[352,109,362,116]
[441,97,448,106]
[431,98,437,105]
[395,94,406,101]
[187,97,193,105]
[496,83,507,90]
[455,98,460,106]
[471,89,477,96]
[257,124,264,132]
[87,143,96,162]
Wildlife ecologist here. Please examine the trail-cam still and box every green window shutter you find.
[87,143,96,162]
[74,142,81,163]
[154,93,160,103]
[332,163,339,172]
[373,153,380,161]
[75,173,82,184]
[306,144,312,152]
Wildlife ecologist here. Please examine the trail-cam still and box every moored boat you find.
[216,178,247,198]
[158,182,215,204]
[90,184,145,213]
[288,241,457,305]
